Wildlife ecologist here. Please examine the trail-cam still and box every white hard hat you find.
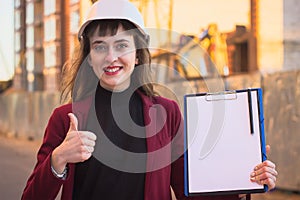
[78,0,147,41]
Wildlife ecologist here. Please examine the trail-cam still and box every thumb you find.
[68,113,78,131]
[266,144,271,154]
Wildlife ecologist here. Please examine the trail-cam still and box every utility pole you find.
[249,0,258,71]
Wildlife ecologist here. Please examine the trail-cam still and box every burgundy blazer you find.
[22,92,242,200]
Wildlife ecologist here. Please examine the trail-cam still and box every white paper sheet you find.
[184,89,266,195]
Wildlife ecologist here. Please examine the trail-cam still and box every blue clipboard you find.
[184,88,268,196]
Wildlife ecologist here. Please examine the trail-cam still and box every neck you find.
[99,81,130,93]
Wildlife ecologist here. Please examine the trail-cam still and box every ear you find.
[135,57,139,65]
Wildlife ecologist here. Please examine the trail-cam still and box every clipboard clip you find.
[205,90,237,101]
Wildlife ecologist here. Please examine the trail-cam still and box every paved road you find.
[0,135,299,200]
[0,135,40,200]
[252,190,300,200]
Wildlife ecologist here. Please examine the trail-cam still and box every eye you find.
[116,42,129,50]
[94,44,108,52]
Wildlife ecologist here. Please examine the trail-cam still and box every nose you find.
[105,48,118,63]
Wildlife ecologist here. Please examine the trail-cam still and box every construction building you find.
[1,0,300,192]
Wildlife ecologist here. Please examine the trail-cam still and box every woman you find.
[22,0,277,199]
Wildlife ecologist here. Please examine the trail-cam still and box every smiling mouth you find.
[104,66,123,73]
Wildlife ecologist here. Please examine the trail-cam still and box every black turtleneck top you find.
[73,84,146,200]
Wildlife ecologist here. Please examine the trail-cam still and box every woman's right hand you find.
[51,113,97,173]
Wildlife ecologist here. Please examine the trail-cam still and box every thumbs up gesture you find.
[51,113,97,174]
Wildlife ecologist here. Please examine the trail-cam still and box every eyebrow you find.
[91,38,131,46]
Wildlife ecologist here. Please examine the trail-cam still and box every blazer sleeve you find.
[169,101,246,200]
[21,106,73,200]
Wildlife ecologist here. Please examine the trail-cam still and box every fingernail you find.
[251,172,255,177]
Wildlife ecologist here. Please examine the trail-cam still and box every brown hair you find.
[60,19,154,103]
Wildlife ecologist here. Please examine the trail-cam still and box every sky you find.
[140,0,249,34]
[0,2,14,81]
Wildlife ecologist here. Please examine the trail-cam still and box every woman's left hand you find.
[250,145,278,191]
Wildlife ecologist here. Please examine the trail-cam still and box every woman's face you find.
[88,25,137,91]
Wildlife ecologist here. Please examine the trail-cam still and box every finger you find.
[80,151,92,162]
[85,131,97,141]
[254,160,276,171]
[68,113,78,131]
[263,171,277,183]
[251,169,277,183]
[260,178,276,190]
[252,166,278,179]
[85,146,95,153]
[79,131,97,141]
[250,161,278,185]
[80,137,96,147]
[266,145,271,154]
[254,176,276,191]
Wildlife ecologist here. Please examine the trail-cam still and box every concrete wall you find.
[262,70,300,191]
[0,91,60,139]
[0,70,299,191]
